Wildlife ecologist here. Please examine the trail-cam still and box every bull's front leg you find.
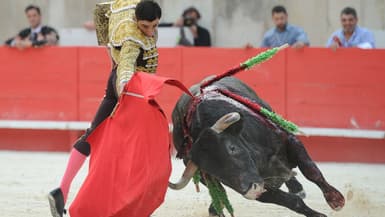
[287,135,345,211]
[285,176,306,199]
[257,189,326,217]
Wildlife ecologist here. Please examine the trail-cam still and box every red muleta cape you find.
[69,72,192,217]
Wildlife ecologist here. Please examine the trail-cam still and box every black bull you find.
[169,77,345,217]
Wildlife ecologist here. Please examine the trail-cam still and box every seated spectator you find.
[160,7,211,46]
[5,5,59,49]
[261,5,309,48]
[327,7,375,49]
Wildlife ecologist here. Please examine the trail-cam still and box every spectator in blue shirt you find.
[327,7,375,49]
[261,5,309,48]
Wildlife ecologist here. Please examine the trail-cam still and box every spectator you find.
[5,5,59,49]
[261,5,309,48]
[327,7,375,49]
[165,7,211,46]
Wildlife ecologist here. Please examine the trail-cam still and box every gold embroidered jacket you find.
[94,0,158,93]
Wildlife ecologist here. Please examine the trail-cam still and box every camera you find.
[183,17,196,27]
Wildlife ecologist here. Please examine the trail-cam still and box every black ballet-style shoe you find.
[48,188,66,217]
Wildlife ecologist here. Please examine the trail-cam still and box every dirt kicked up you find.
[1,151,384,217]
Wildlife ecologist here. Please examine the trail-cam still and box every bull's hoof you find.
[323,186,345,211]
[209,204,225,217]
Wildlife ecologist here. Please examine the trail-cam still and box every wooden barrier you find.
[0,46,384,163]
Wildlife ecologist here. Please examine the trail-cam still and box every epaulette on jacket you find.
[94,0,155,50]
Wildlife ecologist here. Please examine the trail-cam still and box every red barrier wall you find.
[0,46,384,163]
[286,48,385,129]
[0,47,78,120]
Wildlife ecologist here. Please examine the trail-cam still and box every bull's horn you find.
[168,160,198,190]
[211,112,241,133]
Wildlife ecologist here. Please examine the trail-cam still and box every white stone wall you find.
[1,0,385,47]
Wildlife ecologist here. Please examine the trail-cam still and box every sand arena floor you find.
[1,151,384,217]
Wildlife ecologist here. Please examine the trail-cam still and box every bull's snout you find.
[243,183,265,200]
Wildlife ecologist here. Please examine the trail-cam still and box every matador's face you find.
[137,19,160,37]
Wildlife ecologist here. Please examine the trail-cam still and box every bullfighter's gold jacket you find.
[94,0,158,93]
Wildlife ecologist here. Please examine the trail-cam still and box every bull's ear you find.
[211,112,241,133]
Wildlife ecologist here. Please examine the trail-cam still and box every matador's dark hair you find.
[135,0,162,21]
